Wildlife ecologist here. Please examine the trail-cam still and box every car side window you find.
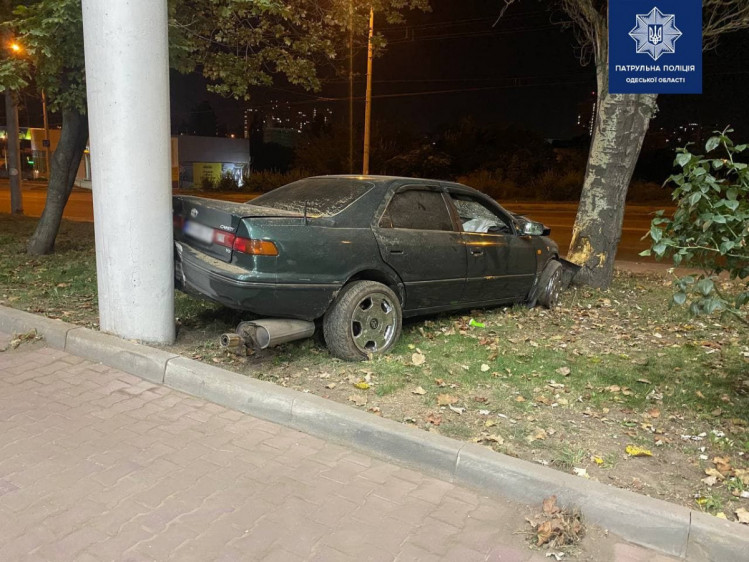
[381,190,454,232]
[450,195,512,234]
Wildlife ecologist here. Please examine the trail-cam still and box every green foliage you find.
[171,0,430,100]
[12,0,86,113]
[643,128,749,324]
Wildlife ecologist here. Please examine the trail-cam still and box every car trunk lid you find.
[173,195,302,262]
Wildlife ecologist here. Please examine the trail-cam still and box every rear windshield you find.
[250,178,374,217]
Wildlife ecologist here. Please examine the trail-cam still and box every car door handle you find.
[390,249,404,255]
[470,248,484,256]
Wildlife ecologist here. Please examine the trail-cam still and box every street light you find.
[7,40,51,179]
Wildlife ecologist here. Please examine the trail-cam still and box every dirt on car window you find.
[251,178,374,217]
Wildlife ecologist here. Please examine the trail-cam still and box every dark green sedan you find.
[173,175,564,360]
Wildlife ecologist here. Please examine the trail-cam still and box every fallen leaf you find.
[713,456,732,476]
[411,353,426,366]
[705,468,726,481]
[425,413,442,426]
[625,445,653,457]
[716,512,728,520]
[354,381,370,390]
[646,408,661,418]
[515,396,526,403]
[412,386,427,395]
[348,395,367,407]
[480,363,490,372]
[326,382,337,389]
[736,508,749,525]
[434,378,447,387]
[696,390,706,399]
[592,456,604,466]
[734,468,749,486]
[482,434,504,445]
[437,394,457,406]
[527,428,548,443]
[485,420,497,428]
[542,495,561,515]
[555,367,571,377]
[573,467,589,478]
[701,475,718,487]
[448,404,465,415]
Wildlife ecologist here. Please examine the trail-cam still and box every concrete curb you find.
[2,305,748,561]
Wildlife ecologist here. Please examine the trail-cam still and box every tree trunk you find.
[567,58,658,288]
[4,89,23,214]
[27,109,88,255]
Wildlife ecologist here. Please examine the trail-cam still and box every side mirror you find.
[521,221,545,236]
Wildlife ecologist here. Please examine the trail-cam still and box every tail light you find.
[173,215,185,230]
[212,230,235,248]
[233,237,278,256]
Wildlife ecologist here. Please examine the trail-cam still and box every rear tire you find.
[536,260,563,309]
[324,281,402,361]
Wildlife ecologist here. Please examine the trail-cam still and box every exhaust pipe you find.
[227,318,315,350]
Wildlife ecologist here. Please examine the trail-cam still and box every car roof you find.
[309,174,472,191]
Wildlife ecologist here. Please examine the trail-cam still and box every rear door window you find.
[380,190,454,231]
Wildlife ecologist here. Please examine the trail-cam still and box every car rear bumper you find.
[175,242,340,320]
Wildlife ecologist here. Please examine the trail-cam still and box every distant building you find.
[171,135,250,189]
[0,127,90,183]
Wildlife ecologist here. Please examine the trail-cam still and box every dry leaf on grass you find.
[713,456,732,476]
[736,508,749,525]
[625,445,652,457]
[425,413,442,426]
[448,404,466,415]
[555,366,571,376]
[348,395,367,407]
[353,381,370,390]
[412,386,427,395]
[437,394,458,406]
[704,467,726,481]
[411,352,426,366]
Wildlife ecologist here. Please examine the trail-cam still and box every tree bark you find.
[567,52,658,288]
[27,109,88,255]
[4,89,23,214]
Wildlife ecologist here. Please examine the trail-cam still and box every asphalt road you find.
[0,181,669,261]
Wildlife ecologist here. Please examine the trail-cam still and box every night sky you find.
[167,1,749,140]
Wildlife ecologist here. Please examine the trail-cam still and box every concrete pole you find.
[81,0,175,343]
[362,7,374,175]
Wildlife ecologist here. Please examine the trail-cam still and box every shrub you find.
[244,169,310,193]
[643,128,748,324]
[200,176,217,191]
[217,173,240,192]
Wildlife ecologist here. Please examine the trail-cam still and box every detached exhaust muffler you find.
[220,318,316,354]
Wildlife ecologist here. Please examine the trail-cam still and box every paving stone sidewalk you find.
[0,337,677,561]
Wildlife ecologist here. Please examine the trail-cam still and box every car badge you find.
[190,208,198,218]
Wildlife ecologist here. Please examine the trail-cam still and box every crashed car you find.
[173,175,566,361]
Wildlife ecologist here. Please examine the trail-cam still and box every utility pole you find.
[3,88,23,213]
[348,0,354,174]
[362,6,374,175]
[41,90,50,178]
[2,14,23,213]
